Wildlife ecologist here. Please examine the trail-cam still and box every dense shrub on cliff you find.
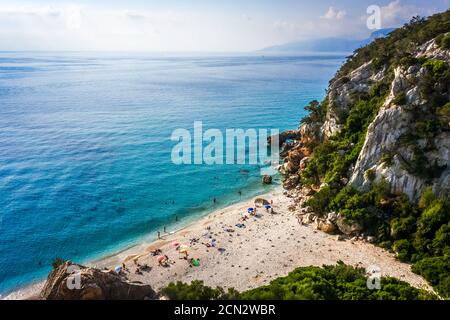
[412,256,450,297]
[160,280,240,300]
[305,181,449,297]
[301,83,389,188]
[240,263,435,300]
[296,11,450,298]
[159,264,435,300]
[301,99,328,125]
[337,11,450,77]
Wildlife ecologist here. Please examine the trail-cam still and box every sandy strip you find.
[3,187,432,299]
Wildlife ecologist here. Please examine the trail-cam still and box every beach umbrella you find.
[191,259,200,267]
[247,208,254,212]
[114,266,122,273]
[265,205,271,209]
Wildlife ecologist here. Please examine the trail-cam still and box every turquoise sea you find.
[0,52,344,294]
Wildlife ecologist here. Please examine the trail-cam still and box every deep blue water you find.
[0,52,344,294]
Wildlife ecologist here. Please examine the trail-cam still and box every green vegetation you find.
[301,80,389,189]
[305,181,450,297]
[51,257,66,270]
[315,184,449,298]
[393,92,407,105]
[297,11,450,297]
[412,256,450,296]
[301,99,328,125]
[160,280,240,300]
[438,33,450,49]
[337,12,450,77]
[436,102,450,122]
[159,264,436,300]
[241,263,435,300]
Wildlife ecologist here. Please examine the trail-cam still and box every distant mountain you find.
[261,28,395,53]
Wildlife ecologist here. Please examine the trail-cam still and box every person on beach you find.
[158,255,169,267]
[157,231,161,239]
[164,226,166,233]
[151,248,162,256]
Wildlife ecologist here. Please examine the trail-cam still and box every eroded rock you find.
[40,261,158,300]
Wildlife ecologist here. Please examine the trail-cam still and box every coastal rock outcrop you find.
[349,51,450,201]
[335,216,364,236]
[279,34,449,203]
[322,61,385,139]
[40,261,158,300]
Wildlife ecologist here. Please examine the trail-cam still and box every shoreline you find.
[1,184,279,300]
[3,186,433,299]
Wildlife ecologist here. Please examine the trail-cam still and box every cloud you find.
[123,10,148,21]
[241,14,252,22]
[379,0,421,27]
[0,1,446,52]
[322,7,347,20]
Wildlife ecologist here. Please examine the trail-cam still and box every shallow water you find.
[0,52,344,294]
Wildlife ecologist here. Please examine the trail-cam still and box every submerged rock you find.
[262,175,272,184]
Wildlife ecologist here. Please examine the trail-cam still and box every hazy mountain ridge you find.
[261,28,395,53]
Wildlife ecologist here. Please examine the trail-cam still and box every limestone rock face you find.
[278,34,449,204]
[283,175,299,190]
[40,261,158,300]
[322,61,386,139]
[350,57,450,201]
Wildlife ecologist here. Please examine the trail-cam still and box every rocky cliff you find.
[280,17,450,203]
[278,12,450,298]
[40,261,158,300]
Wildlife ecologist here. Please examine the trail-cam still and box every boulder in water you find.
[262,175,272,184]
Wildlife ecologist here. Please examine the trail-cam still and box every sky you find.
[0,0,449,52]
